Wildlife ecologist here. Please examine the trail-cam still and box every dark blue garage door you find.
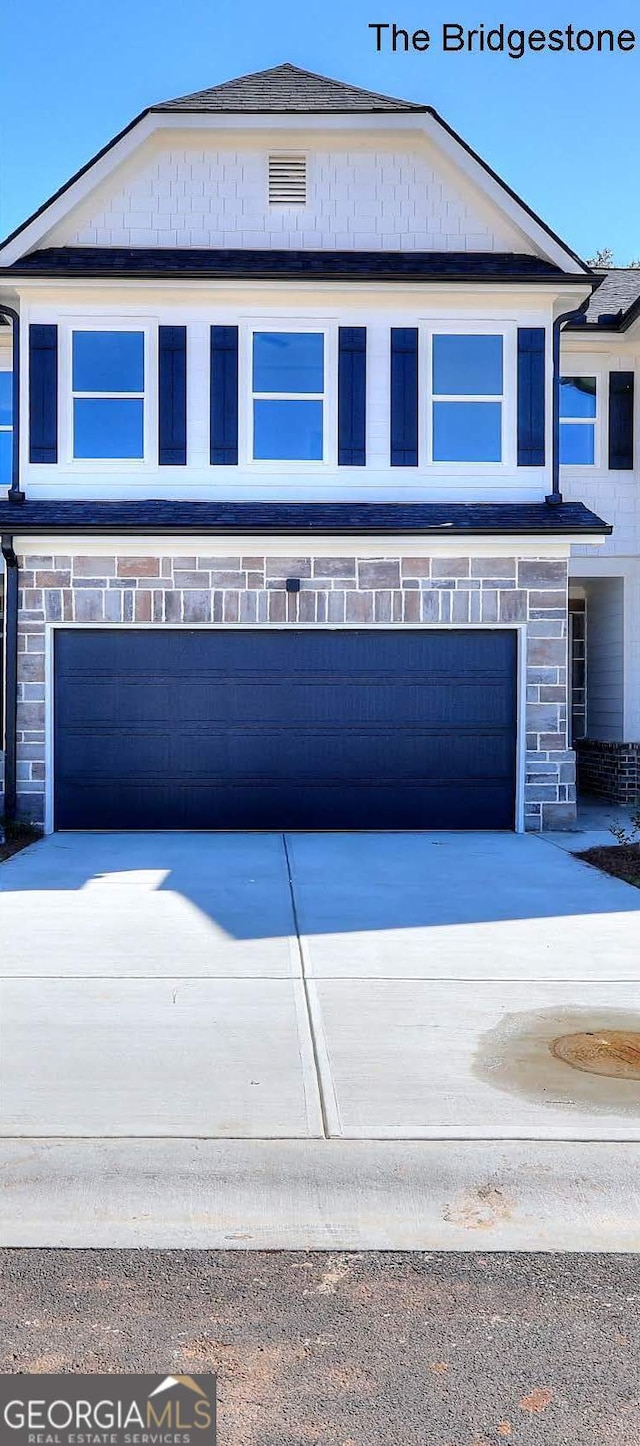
[54,628,517,830]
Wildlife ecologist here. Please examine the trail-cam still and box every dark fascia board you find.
[0,109,152,255]
[619,293,640,331]
[566,320,625,334]
[423,107,591,278]
[0,93,590,276]
[4,521,613,536]
[153,104,427,114]
[0,270,592,285]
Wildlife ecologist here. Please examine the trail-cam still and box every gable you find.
[41,130,534,255]
[0,64,588,273]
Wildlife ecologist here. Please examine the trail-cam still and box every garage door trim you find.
[45,622,526,833]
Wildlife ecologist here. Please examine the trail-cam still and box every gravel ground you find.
[0,1251,639,1445]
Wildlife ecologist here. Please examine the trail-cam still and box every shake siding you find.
[51,142,524,252]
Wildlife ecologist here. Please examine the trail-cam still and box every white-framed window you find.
[72,330,145,459]
[430,332,504,463]
[0,365,12,486]
[559,375,597,465]
[250,329,325,462]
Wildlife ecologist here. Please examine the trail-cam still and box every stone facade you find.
[576,739,640,806]
[11,548,575,831]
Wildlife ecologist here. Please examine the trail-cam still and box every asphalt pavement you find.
[1,1250,638,1445]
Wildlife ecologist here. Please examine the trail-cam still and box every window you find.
[559,376,596,464]
[268,154,306,204]
[252,331,324,461]
[0,370,12,485]
[432,334,503,463]
[72,331,144,459]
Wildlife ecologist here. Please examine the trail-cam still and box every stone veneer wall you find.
[12,550,575,830]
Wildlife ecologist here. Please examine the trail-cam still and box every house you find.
[0,60,631,835]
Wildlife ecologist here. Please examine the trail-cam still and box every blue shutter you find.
[210,326,239,465]
[158,326,187,466]
[609,371,634,470]
[29,324,58,463]
[517,327,545,466]
[390,328,418,466]
[338,327,366,466]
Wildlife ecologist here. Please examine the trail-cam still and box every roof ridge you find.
[151,60,427,114]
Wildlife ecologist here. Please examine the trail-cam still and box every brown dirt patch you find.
[576,843,640,889]
[0,822,42,864]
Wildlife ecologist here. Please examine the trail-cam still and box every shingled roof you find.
[571,268,640,328]
[0,500,611,537]
[153,61,427,114]
[0,248,579,282]
[0,61,589,273]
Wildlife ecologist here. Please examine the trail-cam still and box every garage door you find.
[53,628,517,830]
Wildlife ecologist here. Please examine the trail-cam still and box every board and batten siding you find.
[582,576,624,741]
[18,288,555,503]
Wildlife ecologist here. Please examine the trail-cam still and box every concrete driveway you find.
[1,830,640,1140]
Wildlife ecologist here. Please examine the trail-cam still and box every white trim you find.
[240,320,336,470]
[16,535,586,556]
[420,112,587,273]
[59,318,156,469]
[44,620,527,837]
[0,107,587,272]
[558,366,601,471]
[7,279,590,302]
[424,322,514,469]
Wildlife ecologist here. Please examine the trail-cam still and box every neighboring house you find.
[1,60,633,835]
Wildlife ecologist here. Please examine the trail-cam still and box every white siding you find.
[17,286,555,502]
[561,342,638,560]
[563,336,640,740]
[583,577,624,740]
[47,137,527,253]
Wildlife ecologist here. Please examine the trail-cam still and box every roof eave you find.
[4,524,612,537]
[424,105,591,278]
[0,264,596,284]
[0,77,590,276]
[150,104,429,115]
[0,517,612,539]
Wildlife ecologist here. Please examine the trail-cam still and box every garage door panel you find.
[55,780,514,832]
[62,679,514,729]
[59,729,514,785]
[54,628,517,830]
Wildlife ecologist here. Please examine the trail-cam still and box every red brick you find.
[134,590,152,621]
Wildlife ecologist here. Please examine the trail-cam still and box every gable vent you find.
[268,153,307,204]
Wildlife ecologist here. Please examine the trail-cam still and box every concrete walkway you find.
[1,824,639,1245]
[2,1138,640,1250]
[1,828,640,1140]
[539,796,638,854]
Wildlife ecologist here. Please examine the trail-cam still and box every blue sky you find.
[2,0,639,260]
